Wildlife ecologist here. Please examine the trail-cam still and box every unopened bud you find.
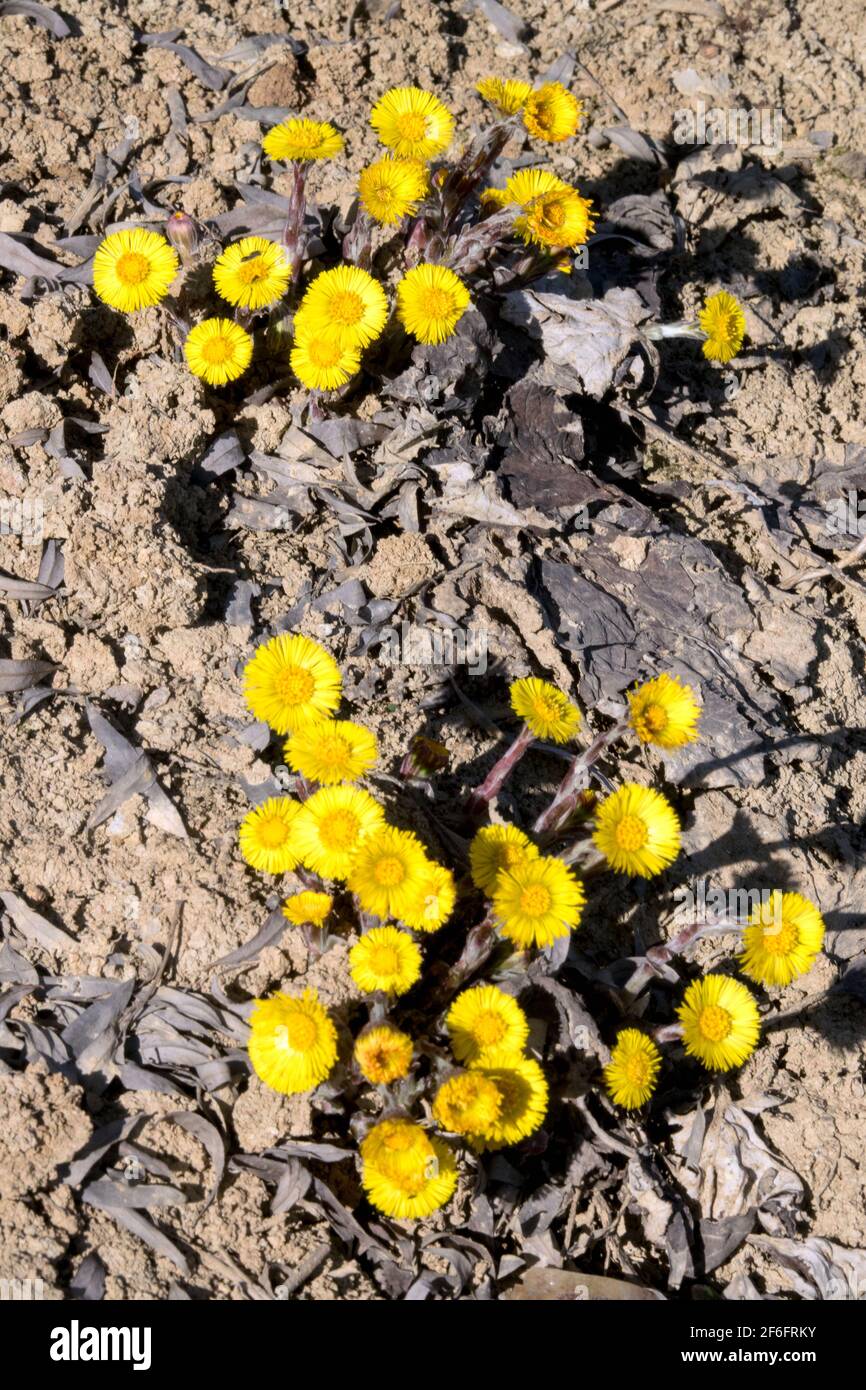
[165,211,198,260]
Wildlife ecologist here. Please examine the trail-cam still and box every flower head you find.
[284,719,378,785]
[593,783,681,878]
[243,632,341,734]
[93,228,178,312]
[292,785,384,880]
[358,156,429,224]
[398,862,456,933]
[468,1049,548,1149]
[740,891,825,988]
[354,1024,413,1085]
[263,117,344,162]
[446,984,530,1063]
[370,87,454,160]
[239,797,301,874]
[248,988,337,1094]
[361,1119,457,1220]
[678,974,760,1071]
[493,855,584,950]
[347,825,430,920]
[290,331,361,392]
[476,76,533,115]
[469,823,539,895]
[509,676,580,743]
[295,264,389,349]
[350,925,422,996]
[603,1029,662,1109]
[282,890,333,926]
[395,263,470,345]
[184,317,253,386]
[523,82,583,142]
[698,291,746,363]
[213,236,291,310]
[432,1072,503,1135]
[628,673,701,748]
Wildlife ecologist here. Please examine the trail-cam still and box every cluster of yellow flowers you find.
[234,632,824,1222]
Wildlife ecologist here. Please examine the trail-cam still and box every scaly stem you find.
[465,724,535,819]
[533,718,630,836]
[282,161,308,281]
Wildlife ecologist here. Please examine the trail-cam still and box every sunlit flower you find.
[432,1072,502,1135]
[469,823,539,895]
[593,783,681,878]
[295,263,389,349]
[740,890,825,988]
[284,719,378,785]
[347,825,430,920]
[698,291,746,363]
[476,76,533,115]
[483,169,595,249]
[361,1115,430,1178]
[282,890,333,926]
[350,925,422,995]
[248,988,337,1093]
[399,862,456,932]
[184,317,252,386]
[358,156,429,224]
[446,984,530,1063]
[628,673,701,748]
[493,855,585,950]
[212,236,291,311]
[523,82,583,142]
[469,1049,548,1149]
[292,785,384,881]
[395,263,470,345]
[510,676,580,743]
[678,974,760,1071]
[361,1118,457,1220]
[263,117,344,162]
[370,86,454,160]
[603,1029,662,1109]
[243,632,342,735]
[354,1024,413,1084]
[239,797,302,874]
[290,331,362,391]
[93,228,178,312]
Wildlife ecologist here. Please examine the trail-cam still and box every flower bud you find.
[165,211,198,260]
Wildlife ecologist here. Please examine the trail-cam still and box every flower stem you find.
[282,161,308,281]
[533,717,630,836]
[465,724,535,819]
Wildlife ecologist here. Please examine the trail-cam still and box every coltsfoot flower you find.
[740,890,825,988]
[469,823,539,895]
[698,290,746,363]
[292,785,385,880]
[243,632,342,735]
[432,1072,503,1135]
[263,117,344,162]
[354,1024,413,1084]
[468,1049,548,1149]
[347,825,430,920]
[282,890,333,926]
[476,76,533,115]
[509,676,580,743]
[395,263,470,344]
[493,855,585,950]
[248,987,337,1094]
[350,925,422,996]
[370,86,454,160]
[239,797,301,875]
[284,718,378,785]
[290,331,362,391]
[184,317,253,385]
[399,862,456,932]
[446,984,530,1063]
[484,169,595,249]
[678,974,761,1071]
[361,1118,457,1220]
[628,673,701,748]
[358,156,428,224]
[603,1029,662,1109]
[212,236,291,310]
[593,783,681,878]
[93,228,179,311]
[295,264,389,349]
[523,82,583,142]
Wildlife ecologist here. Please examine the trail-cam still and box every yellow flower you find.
[740,891,825,988]
[396,263,470,345]
[284,718,377,785]
[509,676,580,743]
[350,925,422,996]
[239,797,302,874]
[603,1029,662,1109]
[398,862,456,932]
[184,317,253,386]
[484,169,595,249]
[292,785,385,880]
[347,825,430,920]
[282,890,333,926]
[93,228,179,312]
[361,1115,430,1178]
[361,1119,457,1220]
[468,1049,548,1149]
[295,263,389,349]
[523,82,583,142]
[358,156,429,224]
[678,974,761,1071]
[476,76,533,115]
[698,290,745,363]
[493,855,585,950]
[248,988,337,1094]
[482,167,566,209]
[628,673,701,748]
[469,823,539,895]
[370,86,454,160]
[290,331,361,392]
[263,117,344,163]
[593,783,681,878]
[432,1072,503,1135]
[354,1024,414,1084]
[446,984,530,1063]
[243,632,342,734]
[212,236,291,310]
